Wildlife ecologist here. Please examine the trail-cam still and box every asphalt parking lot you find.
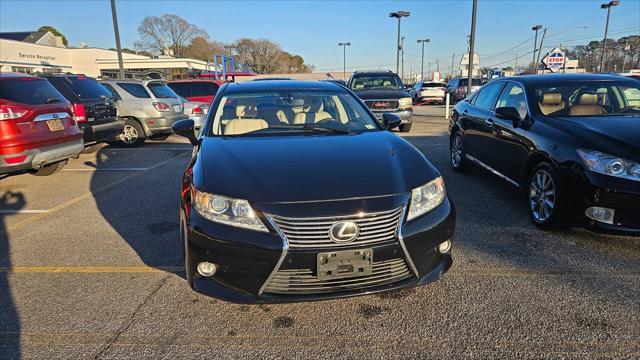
[1,106,638,359]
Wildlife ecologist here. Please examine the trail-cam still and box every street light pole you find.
[531,25,542,74]
[389,11,410,74]
[110,0,125,79]
[401,36,405,82]
[600,1,620,72]
[338,42,351,80]
[417,39,430,81]
[467,0,478,95]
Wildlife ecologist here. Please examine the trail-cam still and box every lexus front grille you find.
[269,207,403,249]
[263,258,412,295]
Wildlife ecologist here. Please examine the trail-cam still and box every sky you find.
[1,0,639,73]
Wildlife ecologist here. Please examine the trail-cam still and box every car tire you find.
[33,161,65,176]
[527,162,566,230]
[119,119,146,147]
[399,123,412,132]
[450,131,469,172]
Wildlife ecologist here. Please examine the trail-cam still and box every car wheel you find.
[527,162,565,230]
[398,123,412,132]
[119,119,146,147]
[33,161,65,176]
[450,131,469,172]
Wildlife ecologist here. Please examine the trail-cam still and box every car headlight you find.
[577,149,640,182]
[399,97,413,109]
[407,177,446,221]
[192,188,268,232]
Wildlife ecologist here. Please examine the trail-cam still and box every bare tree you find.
[232,38,311,73]
[135,14,207,56]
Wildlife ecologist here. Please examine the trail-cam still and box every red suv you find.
[0,73,84,177]
[167,80,221,104]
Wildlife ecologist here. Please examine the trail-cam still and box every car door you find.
[484,81,532,185]
[460,81,506,162]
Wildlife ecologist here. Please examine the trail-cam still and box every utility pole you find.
[531,25,542,74]
[600,1,620,72]
[621,42,630,72]
[338,42,351,80]
[436,58,440,73]
[467,0,478,95]
[389,11,410,74]
[401,36,405,82]
[534,28,547,74]
[450,53,455,80]
[417,39,430,81]
[110,0,125,79]
[514,52,518,73]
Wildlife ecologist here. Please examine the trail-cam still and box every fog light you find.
[438,240,452,253]
[197,262,217,277]
[585,206,615,225]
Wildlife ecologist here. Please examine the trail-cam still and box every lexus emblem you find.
[329,221,359,243]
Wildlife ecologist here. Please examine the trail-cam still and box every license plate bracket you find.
[317,248,373,281]
[46,119,64,132]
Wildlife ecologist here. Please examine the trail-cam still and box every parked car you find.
[449,74,640,234]
[445,77,483,103]
[178,96,208,134]
[172,80,455,303]
[40,74,123,146]
[167,80,221,104]
[348,70,413,132]
[100,79,188,147]
[411,81,446,104]
[0,73,83,176]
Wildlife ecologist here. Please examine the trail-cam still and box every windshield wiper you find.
[266,123,351,134]
[45,98,61,104]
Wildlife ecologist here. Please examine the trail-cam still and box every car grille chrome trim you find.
[258,216,289,295]
[269,207,403,249]
[396,205,419,276]
[263,258,412,294]
[364,99,400,111]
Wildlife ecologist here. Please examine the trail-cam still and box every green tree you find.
[38,25,68,46]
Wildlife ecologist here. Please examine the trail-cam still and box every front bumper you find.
[184,196,455,303]
[0,138,84,175]
[373,109,413,124]
[566,171,640,235]
[82,119,125,144]
[144,114,189,135]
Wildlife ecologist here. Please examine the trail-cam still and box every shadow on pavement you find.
[0,191,24,360]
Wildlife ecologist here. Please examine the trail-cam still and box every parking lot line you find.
[62,168,150,171]
[6,151,189,233]
[0,266,182,273]
[102,148,191,151]
[0,209,49,214]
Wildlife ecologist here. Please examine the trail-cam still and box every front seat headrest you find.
[579,94,598,105]
[541,93,562,105]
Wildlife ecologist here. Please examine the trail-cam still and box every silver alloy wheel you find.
[451,134,463,167]
[529,170,556,222]
[120,124,139,144]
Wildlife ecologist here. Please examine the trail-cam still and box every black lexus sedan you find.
[449,74,640,234]
[172,80,455,303]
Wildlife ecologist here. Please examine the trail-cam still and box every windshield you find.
[147,82,179,99]
[350,75,402,90]
[534,81,640,117]
[210,91,380,136]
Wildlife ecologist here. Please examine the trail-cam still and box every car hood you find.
[553,115,640,161]
[351,89,411,100]
[195,131,439,204]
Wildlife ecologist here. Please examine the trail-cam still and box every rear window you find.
[458,78,483,87]
[64,76,112,99]
[423,83,446,88]
[117,83,150,98]
[147,82,178,99]
[0,78,67,105]
[191,82,218,96]
[167,82,190,97]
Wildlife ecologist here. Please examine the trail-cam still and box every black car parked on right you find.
[449,74,640,235]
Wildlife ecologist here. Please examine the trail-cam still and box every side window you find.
[473,82,505,110]
[495,82,527,120]
[117,83,150,98]
[168,82,191,98]
[101,83,121,100]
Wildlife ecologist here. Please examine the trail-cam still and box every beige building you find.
[0,31,212,79]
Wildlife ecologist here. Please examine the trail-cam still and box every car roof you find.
[167,79,219,83]
[500,73,634,85]
[0,72,38,79]
[101,79,165,85]
[351,71,398,77]
[222,80,345,94]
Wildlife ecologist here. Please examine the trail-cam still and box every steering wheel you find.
[618,106,640,114]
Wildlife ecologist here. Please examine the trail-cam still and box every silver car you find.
[179,96,208,134]
[100,79,188,146]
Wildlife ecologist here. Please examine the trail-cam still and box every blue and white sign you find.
[542,48,566,73]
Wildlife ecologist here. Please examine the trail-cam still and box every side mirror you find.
[382,113,402,130]
[172,119,198,145]
[495,107,522,127]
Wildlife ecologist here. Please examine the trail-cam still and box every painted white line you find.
[0,210,50,214]
[102,148,191,151]
[63,168,149,172]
